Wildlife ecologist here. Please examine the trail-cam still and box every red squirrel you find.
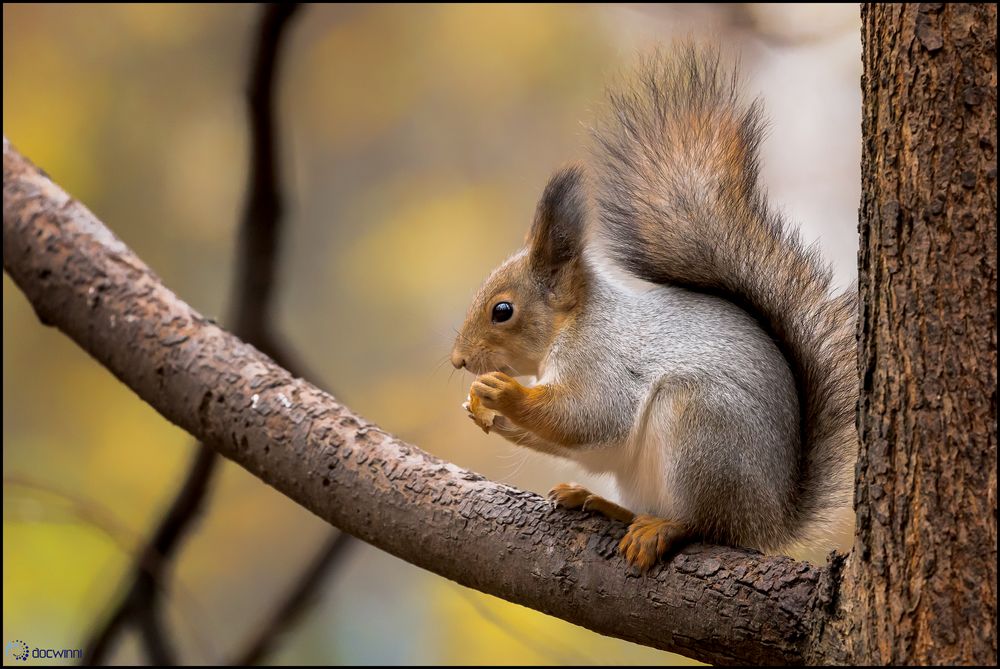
[452,47,856,571]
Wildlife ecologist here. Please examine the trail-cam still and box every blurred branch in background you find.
[81,442,217,664]
[4,476,220,660]
[232,532,352,666]
[231,2,301,356]
[79,4,352,664]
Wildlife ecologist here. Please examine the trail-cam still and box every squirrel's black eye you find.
[491,301,514,323]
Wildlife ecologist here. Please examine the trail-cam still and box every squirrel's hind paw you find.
[619,515,689,572]
[548,486,687,571]
[547,482,593,509]
[548,483,636,524]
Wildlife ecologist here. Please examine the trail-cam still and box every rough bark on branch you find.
[3,138,825,667]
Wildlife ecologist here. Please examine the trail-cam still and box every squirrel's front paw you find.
[470,371,526,416]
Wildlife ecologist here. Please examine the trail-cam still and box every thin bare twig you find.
[231,2,299,338]
[81,5,302,664]
[228,3,362,660]
[83,441,219,664]
[233,532,354,665]
[4,476,219,661]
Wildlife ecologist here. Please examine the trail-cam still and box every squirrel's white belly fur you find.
[561,257,686,517]
[570,384,684,519]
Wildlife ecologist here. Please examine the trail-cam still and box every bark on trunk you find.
[851,4,997,665]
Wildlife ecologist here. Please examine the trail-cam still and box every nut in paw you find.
[470,371,525,414]
[463,392,498,433]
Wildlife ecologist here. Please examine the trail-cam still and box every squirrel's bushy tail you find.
[591,46,856,547]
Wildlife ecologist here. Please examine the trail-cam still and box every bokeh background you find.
[3,4,861,665]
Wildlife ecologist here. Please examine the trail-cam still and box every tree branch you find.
[2,138,835,666]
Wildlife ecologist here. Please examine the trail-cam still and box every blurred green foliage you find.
[4,3,858,665]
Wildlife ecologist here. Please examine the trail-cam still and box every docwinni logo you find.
[5,640,82,661]
[6,640,29,661]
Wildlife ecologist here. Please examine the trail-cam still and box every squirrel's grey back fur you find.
[589,46,857,547]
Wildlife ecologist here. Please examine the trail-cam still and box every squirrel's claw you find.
[547,482,592,508]
[548,482,636,524]
[550,486,686,571]
[618,515,688,573]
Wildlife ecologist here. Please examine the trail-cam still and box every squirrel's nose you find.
[451,351,466,370]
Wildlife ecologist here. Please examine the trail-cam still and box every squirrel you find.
[450,46,857,572]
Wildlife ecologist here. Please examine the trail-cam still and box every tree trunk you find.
[851,3,997,664]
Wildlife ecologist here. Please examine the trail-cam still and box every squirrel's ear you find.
[527,165,588,275]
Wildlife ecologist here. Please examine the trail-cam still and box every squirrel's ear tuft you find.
[528,165,588,274]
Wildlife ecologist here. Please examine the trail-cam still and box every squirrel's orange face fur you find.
[451,165,589,378]
[451,252,558,376]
